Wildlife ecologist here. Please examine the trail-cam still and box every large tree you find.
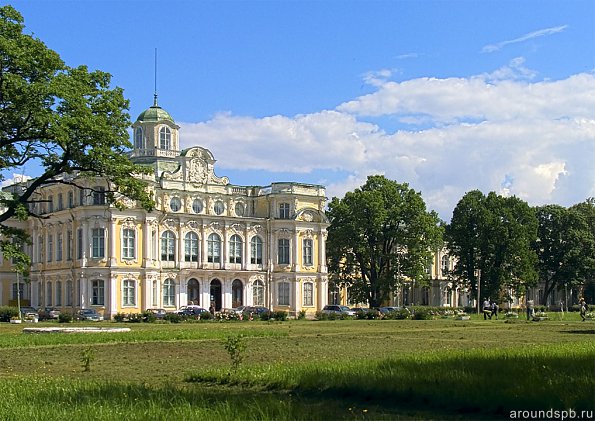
[445,191,538,303]
[326,175,443,307]
[0,6,153,268]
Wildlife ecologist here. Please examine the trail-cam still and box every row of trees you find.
[327,177,594,307]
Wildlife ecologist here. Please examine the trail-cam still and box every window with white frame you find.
[12,282,24,300]
[192,199,203,214]
[163,278,175,306]
[278,281,290,306]
[303,282,314,306]
[91,228,105,258]
[441,255,450,274]
[169,197,181,212]
[56,281,62,306]
[135,127,144,149]
[66,231,72,261]
[122,279,136,306]
[279,202,290,219]
[213,200,224,215]
[47,234,53,262]
[77,228,83,259]
[250,236,263,265]
[152,280,158,307]
[185,232,199,262]
[68,191,74,208]
[159,126,171,150]
[303,239,313,266]
[56,233,63,261]
[57,193,63,211]
[253,280,265,306]
[207,233,221,263]
[229,234,242,264]
[46,282,52,306]
[66,280,73,306]
[122,228,135,259]
[161,230,175,261]
[91,280,104,306]
[278,238,290,265]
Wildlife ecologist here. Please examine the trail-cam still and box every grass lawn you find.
[0,315,593,420]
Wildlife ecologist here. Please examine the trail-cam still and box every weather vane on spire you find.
[153,47,158,107]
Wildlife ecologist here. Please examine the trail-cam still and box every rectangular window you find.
[251,237,263,265]
[47,234,53,262]
[66,281,73,306]
[278,282,290,306]
[152,280,158,307]
[12,282,24,300]
[68,191,74,208]
[79,188,85,206]
[46,282,52,306]
[303,282,313,306]
[92,280,105,306]
[56,233,63,261]
[279,203,290,219]
[91,228,105,258]
[92,186,106,205]
[122,229,135,259]
[66,231,72,261]
[123,280,136,306]
[303,239,313,266]
[77,228,83,259]
[37,235,43,263]
[47,195,53,213]
[56,281,62,306]
[57,193,63,211]
[278,238,290,265]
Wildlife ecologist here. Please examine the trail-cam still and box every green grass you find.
[0,318,593,419]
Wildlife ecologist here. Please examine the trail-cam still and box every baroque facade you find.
[0,99,329,318]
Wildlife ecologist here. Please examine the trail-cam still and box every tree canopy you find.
[0,5,153,269]
[445,191,538,304]
[326,175,443,307]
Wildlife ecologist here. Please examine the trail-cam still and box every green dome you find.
[136,105,175,124]
[136,96,175,123]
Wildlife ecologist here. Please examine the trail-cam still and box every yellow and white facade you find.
[0,100,329,319]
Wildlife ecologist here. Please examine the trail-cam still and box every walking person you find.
[491,301,499,320]
[579,299,588,322]
[483,298,491,320]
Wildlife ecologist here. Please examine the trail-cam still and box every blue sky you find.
[5,0,595,220]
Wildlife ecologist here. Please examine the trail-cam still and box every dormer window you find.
[159,126,171,150]
[135,127,144,149]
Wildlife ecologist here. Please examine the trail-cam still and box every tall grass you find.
[187,342,595,415]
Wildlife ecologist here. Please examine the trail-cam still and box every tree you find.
[326,175,443,308]
[446,191,538,303]
[0,6,153,266]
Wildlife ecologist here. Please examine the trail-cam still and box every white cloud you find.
[482,25,568,53]
[178,68,595,220]
[1,174,31,187]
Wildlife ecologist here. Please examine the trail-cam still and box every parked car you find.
[177,306,208,317]
[75,308,104,321]
[146,308,167,320]
[378,306,402,315]
[321,305,356,316]
[351,307,380,316]
[38,307,61,320]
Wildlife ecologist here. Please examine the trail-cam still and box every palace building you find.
[0,99,330,319]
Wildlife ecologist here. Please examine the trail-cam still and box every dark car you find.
[242,306,270,316]
[75,308,103,321]
[177,306,208,317]
[378,306,402,315]
[38,307,61,320]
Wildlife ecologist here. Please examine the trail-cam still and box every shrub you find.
[297,309,307,320]
[113,313,126,322]
[0,306,19,322]
[199,311,213,321]
[412,308,433,320]
[58,312,73,323]
[142,311,156,323]
[164,312,182,323]
[128,313,143,323]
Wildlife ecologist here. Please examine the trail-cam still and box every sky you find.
[5,0,595,220]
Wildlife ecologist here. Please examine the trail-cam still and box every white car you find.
[321,305,356,316]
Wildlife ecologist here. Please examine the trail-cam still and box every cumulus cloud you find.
[179,66,595,220]
[482,25,568,53]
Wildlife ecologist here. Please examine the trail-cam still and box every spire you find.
[153,48,158,107]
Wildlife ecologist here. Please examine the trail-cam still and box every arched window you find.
[66,280,73,306]
[232,279,243,307]
[91,280,104,306]
[159,126,171,150]
[161,231,175,261]
[187,278,200,305]
[229,234,242,264]
[185,232,199,262]
[252,280,265,306]
[135,127,143,149]
[207,233,221,263]
[123,279,136,306]
[163,278,175,307]
[250,236,263,265]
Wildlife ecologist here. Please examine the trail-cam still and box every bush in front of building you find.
[411,308,434,320]
[58,312,73,323]
[164,312,182,323]
[261,310,287,321]
[0,306,19,322]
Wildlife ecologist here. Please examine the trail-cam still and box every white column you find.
[243,226,250,270]
[293,277,301,315]
[109,274,118,318]
[109,217,117,266]
[318,230,327,272]
[201,225,208,269]
[222,225,229,269]
[292,231,299,271]
[143,219,151,266]
[178,225,184,267]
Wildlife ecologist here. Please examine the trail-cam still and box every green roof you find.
[136,96,175,123]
